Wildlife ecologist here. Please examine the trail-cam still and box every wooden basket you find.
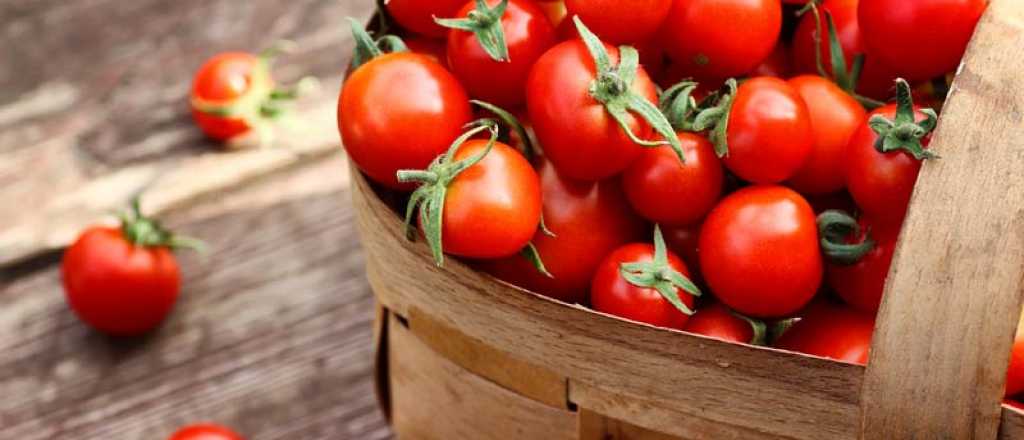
[352,1,1024,438]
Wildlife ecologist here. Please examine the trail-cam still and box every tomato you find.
[663,223,702,276]
[775,302,875,365]
[61,203,196,336]
[859,0,986,82]
[565,0,672,44]
[591,228,699,329]
[444,0,556,107]
[699,185,823,319]
[526,39,659,181]
[660,0,782,80]
[684,303,761,344]
[721,77,814,184]
[749,42,792,78]
[538,0,568,27]
[404,36,448,67]
[339,52,472,190]
[190,53,270,141]
[386,0,467,38]
[823,214,897,313]
[168,424,244,440]
[1006,311,1024,398]
[786,75,866,195]
[480,160,646,303]
[623,132,723,226]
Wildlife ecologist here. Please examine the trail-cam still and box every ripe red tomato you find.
[722,77,814,184]
[190,52,270,141]
[62,226,182,336]
[565,0,672,44]
[386,0,468,38]
[623,132,724,226]
[1007,311,1024,397]
[591,234,698,329]
[749,42,792,79]
[168,424,243,440]
[660,0,782,80]
[859,0,986,82]
[786,75,866,195]
[775,302,875,365]
[824,214,897,313]
[404,36,448,67]
[663,223,702,276]
[699,185,823,319]
[526,39,659,181]
[480,160,646,303]
[339,52,472,190]
[445,0,556,107]
[684,303,760,344]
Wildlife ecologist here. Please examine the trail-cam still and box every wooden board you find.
[859,0,1024,438]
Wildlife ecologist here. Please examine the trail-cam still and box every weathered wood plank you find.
[859,0,1024,438]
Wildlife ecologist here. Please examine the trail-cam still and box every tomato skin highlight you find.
[724,77,815,184]
[786,75,867,195]
[699,185,823,319]
[565,0,672,44]
[439,139,543,259]
[623,133,724,226]
[859,0,986,82]
[339,52,472,190]
[62,227,181,336]
[684,303,755,344]
[526,40,658,181]
[191,52,263,141]
[446,0,557,107]
[660,0,782,80]
[168,424,244,440]
[591,243,695,329]
[480,160,647,304]
[775,302,875,365]
[387,0,468,38]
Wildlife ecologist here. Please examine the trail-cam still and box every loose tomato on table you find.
[565,0,672,44]
[818,210,897,313]
[62,200,201,336]
[684,303,766,345]
[480,159,647,304]
[339,21,472,190]
[168,424,244,440]
[774,302,875,365]
[438,0,556,107]
[386,0,468,38]
[591,227,701,330]
[623,132,723,227]
[786,75,866,195]
[699,185,823,319]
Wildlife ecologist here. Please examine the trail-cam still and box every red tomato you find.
[623,132,724,226]
[684,303,759,344]
[723,77,814,184]
[660,0,782,80]
[1006,311,1024,398]
[445,0,556,107]
[663,223,701,275]
[480,160,647,303]
[786,75,866,195]
[591,241,697,329]
[62,227,182,336]
[807,191,859,216]
[190,53,269,141]
[404,36,448,67]
[699,186,823,319]
[168,424,244,440]
[339,52,472,190]
[749,42,792,78]
[775,302,875,365]
[386,0,467,38]
[565,0,672,44]
[526,39,659,181]
[538,0,568,27]
[825,215,897,313]
[859,0,986,82]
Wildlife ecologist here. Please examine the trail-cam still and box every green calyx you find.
[687,78,738,158]
[119,198,205,251]
[731,310,768,346]
[817,209,875,265]
[397,122,501,267]
[660,81,702,132]
[573,16,685,163]
[469,99,537,160]
[805,5,884,109]
[619,225,701,316]
[768,318,800,345]
[868,79,939,160]
[436,0,510,62]
[348,17,409,70]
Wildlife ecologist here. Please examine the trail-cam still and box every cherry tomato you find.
[339,52,472,190]
[749,42,792,78]
[480,160,647,303]
[168,424,244,440]
[775,302,875,365]
[538,0,568,27]
[565,0,672,44]
[404,36,448,67]
[1006,311,1024,398]
[825,215,897,313]
[660,0,782,80]
[684,303,758,344]
[663,223,702,276]
[591,241,696,330]
[723,77,814,184]
[445,0,556,107]
[623,132,724,226]
[699,185,823,319]
[190,53,270,141]
[387,0,468,38]
[526,39,659,181]
[859,0,986,82]
[786,75,866,195]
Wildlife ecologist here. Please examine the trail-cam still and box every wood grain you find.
[1001,405,1024,440]
[859,1,1024,438]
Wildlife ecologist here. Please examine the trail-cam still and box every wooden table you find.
[0,1,391,438]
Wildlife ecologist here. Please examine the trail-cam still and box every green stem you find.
[348,17,408,70]
[618,225,701,316]
[817,210,874,265]
[868,79,939,160]
[119,197,205,252]
[435,0,510,62]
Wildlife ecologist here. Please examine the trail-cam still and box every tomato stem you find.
[520,243,554,278]
[348,17,409,70]
[618,225,701,316]
[435,0,511,62]
[470,100,537,160]
[689,79,737,158]
[817,209,875,265]
[119,198,205,252]
[730,310,768,346]
[868,79,939,160]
